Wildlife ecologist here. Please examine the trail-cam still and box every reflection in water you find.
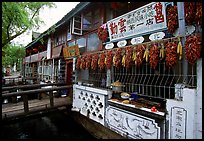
[1,111,95,139]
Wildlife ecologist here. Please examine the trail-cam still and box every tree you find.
[2,45,26,69]
[2,2,56,48]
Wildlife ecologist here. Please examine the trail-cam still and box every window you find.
[82,8,102,31]
[83,12,92,30]
[72,14,82,35]
[76,37,86,54]
[87,32,100,52]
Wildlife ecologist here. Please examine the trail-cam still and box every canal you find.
[1,110,96,139]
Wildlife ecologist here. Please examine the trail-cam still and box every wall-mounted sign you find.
[173,25,195,37]
[107,2,167,42]
[117,40,127,47]
[170,107,187,139]
[149,31,165,41]
[63,45,80,58]
[131,36,144,45]
[105,43,114,49]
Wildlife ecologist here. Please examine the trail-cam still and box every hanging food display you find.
[195,2,202,26]
[177,37,183,60]
[97,24,108,42]
[76,56,81,70]
[185,33,202,65]
[105,50,113,70]
[165,41,178,69]
[133,45,146,67]
[167,5,178,34]
[149,44,160,69]
[113,48,123,69]
[159,43,165,60]
[80,56,86,70]
[85,55,92,69]
[98,53,106,70]
[91,54,98,70]
[143,46,149,62]
[184,2,196,25]
[124,47,133,69]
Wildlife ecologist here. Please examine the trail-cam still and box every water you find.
[1,111,96,139]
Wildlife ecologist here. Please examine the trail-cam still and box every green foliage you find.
[2,2,56,48]
[2,45,26,70]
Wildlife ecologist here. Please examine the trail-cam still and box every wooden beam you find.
[2,82,66,91]
[2,85,72,98]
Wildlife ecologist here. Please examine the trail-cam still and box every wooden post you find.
[177,2,188,84]
[23,95,29,113]
[49,91,54,107]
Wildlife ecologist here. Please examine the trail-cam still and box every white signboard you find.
[149,31,165,41]
[117,40,127,47]
[170,107,187,139]
[131,36,144,45]
[107,2,167,42]
[105,43,114,49]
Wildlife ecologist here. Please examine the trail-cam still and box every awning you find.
[52,45,62,59]
[38,51,47,60]
[23,56,31,64]
[30,54,38,63]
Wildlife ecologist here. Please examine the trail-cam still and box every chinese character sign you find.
[170,107,187,139]
[107,2,167,42]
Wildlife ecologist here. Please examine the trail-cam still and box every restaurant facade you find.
[23,2,202,139]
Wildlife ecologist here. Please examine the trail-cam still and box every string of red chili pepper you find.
[85,54,92,69]
[91,54,98,70]
[106,50,113,70]
[99,53,106,70]
[165,41,178,69]
[113,48,122,69]
[80,56,86,70]
[76,56,81,70]
[184,2,196,26]
[125,47,133,69]
[135,44,146,67]
[185,33,202,65]
[97,27,108,42]
[195,2,202,26]
[167,5,178,34]
[149,44,160,69]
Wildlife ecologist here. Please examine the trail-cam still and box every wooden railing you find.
[2,84,72,120]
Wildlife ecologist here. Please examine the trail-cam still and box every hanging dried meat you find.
[91,54,98,70]
[149,44,160,69]
[76,57,81,70]
[98,53,106,70]
[195,2,202,26]
[165,41,178,69]
[133,45,146,67]
[113,48,122,69]
[184,2,196,25]
[85,54,92,69]
[167,5,178,34]
[185,34,202,65]
[106,50,113,70]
